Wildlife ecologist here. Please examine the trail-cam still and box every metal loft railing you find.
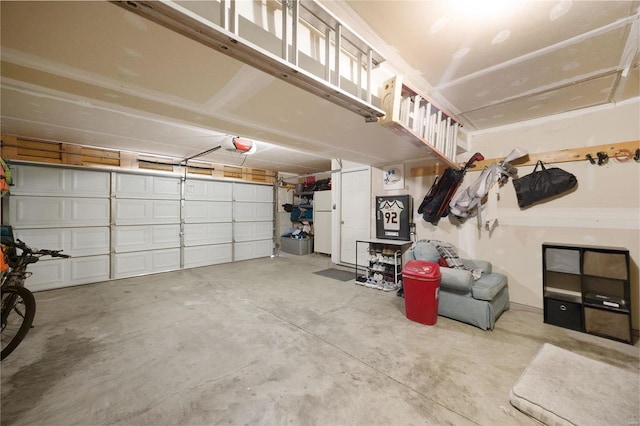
[113,0,386,122]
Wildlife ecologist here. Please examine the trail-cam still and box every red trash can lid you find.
[402,260,441,279]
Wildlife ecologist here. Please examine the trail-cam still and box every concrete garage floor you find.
[1,254,638,425]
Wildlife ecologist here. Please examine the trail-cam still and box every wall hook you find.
[613,149,632,162]
[585,154,596,164]
[596,151,608,165]
[634,149,640,162]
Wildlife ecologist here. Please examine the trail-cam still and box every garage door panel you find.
[25,258,67,292]
[14,227,109,256]
[10,196,65,227]
[11,165,109,197]
[69,228,110,255]
[234,222,273,242]
[233,202,273,222]
[234,239,273,261]
[9,197,109,227]
[184,201,232,223]
[185,179,232,201]
[69,170,111,196]
[71,198,111,224]
[114,224,180,252]
[114,226,149,252]
[114,251,151,278]
[115,199,149,224]
[14,228,64,252]
[233,183,273,202]
[12,165,65,195]
[70,255,110,285]
[114,249,180,278]
[27,256,110,291]
[184,244,232,268]
[152,200,181,222]
[153,177,181,199]
[116,174,149,197]
[151,248,180,272]
[151,225,181,247]
[116,174,180,199]
[115,200,180,225]
[254,185,274,202]
[184,223,233,246]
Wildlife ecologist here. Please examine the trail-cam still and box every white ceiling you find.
[343,0,640,130]
[1,1,638,175]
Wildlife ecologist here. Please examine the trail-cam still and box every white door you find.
[340,168,371,265]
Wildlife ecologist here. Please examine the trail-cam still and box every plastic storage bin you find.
[402,260,441,325]
[280,237,313,255]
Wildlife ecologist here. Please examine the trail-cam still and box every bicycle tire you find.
[1,286,36,361]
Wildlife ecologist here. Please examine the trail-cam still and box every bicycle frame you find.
[1,239,69,359]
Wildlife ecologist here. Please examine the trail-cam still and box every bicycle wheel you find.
[1,286,36,361]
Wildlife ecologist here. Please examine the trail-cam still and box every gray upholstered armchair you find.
[406,240,510,330]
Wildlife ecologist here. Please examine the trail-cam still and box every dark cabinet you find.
[543,243,632,344]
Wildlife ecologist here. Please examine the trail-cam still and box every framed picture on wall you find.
[375,195,412,241]
[383,164,404,190]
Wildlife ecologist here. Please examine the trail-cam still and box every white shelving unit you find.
[354,239,412,292]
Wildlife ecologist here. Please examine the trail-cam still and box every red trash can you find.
[402,260,441,325]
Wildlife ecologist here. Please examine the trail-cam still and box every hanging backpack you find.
[417,152,484,225]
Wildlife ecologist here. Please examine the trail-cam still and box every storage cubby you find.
[291,191,314,223]
[542,243,632,344]
[355,239,412,292]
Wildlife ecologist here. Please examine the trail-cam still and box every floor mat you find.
[510,343,639,425]
[313,269,355,282]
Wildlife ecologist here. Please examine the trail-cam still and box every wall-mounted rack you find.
[410,140,640,177]
[114,0,386,122]
[379,76,460,168]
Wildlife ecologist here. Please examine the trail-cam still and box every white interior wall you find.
[380,99,639,331]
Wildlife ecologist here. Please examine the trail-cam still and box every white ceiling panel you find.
[461,73,619,128]
[438,26,629,112]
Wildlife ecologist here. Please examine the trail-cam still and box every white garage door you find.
[3,164,275,290]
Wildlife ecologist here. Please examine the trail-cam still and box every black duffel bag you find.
[512,160,577,208]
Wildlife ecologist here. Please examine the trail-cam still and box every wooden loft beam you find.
[1,135,276,183]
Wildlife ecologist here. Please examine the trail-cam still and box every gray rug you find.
[510,343,639,426]
[313,268,355,282]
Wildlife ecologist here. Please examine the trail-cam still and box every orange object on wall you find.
[1,246,9,272]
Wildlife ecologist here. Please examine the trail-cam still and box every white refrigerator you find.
[313,190,332,254]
